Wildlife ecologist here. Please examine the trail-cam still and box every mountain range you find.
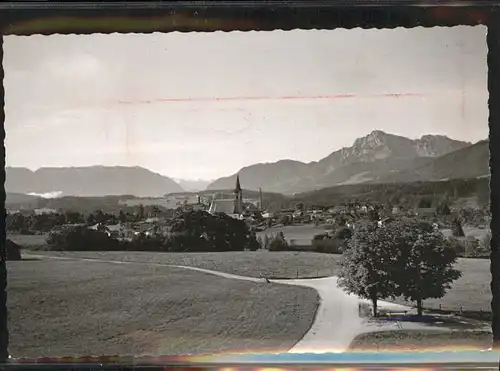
[6,166,183,197]
[207,130,489,194]
[6,131,489,198]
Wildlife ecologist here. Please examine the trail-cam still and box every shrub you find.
[268,232,289,251]
[448,236,465,254]
[47,227,121,251]
[6,239,22,261]
[311,237,342,254]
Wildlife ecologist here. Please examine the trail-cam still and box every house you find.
[34,208,57,215]
[106,223,135,240]
[328,206,346,214]
[377,217,394,227]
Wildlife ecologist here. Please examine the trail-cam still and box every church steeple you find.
[235,175,242,193]
[233,174,243,214]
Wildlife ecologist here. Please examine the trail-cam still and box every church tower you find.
[233,174,243,214]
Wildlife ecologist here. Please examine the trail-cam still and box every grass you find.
[349,330,492,351]
[8,234,48,249]
[25,250,343,279]
[257,225,328,245]
[7,258,319,358]
[388,258,491,314]
[24,251,493,315]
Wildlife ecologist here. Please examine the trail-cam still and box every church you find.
[208,175,244,219]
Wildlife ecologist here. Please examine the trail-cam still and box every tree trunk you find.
[488,22,500,350]
[371,297,378,317]
[416,299,423,317]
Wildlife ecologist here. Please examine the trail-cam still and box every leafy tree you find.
[397,220,462,316]
[168,210,255,252]
[86,213,96,225]
[47,227,121,251]
[268,232,289,252]
[452,215,465,237]
[418,198,433,209]
[138,204,145,220]
[280,215,292,226]
[338,221,402,316]
[436,201,451,216]
[65,211,84,224]
[8,213,26,232]
[94,210,106,224]
[263,234,270,249]
[368,208,380,222]
[119,210,127,223]
[256,236,264,250]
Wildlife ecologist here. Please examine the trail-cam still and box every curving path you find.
[25,254,411,353]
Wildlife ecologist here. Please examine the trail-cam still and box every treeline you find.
[7,205,173,234]
[292,177,490,209]
[46,210,259,253]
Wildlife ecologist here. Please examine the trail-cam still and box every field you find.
[389,258,491,314]
[24,251,492,314]
[8,234,48,249]
[257,225,328,246]
[7,258,319,358]
[25,250,342,279]
[349,330,492,351]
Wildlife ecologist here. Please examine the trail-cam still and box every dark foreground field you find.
[7,258,319,358]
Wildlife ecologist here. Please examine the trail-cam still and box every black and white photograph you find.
[3,26,492,357]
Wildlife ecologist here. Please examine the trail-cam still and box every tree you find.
[339,218,462,318]
[452,215,465,237]
[263,234,270,249]
[65,211,84,224]
[119,210,127,223]
[437,201,451,216]
[397,222,462,316]
[86,213,96,225]
[168,210,256,252]
[418,198,433,209]
[338,221,402,316]
[280,215,292,226]
[137,204,145,221]
[368,208,380,222]
[268,232,289,251]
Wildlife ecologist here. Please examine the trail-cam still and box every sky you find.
[4,26,488,181]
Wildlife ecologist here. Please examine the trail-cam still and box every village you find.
[6,175,491,259]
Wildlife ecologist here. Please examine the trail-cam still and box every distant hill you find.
[379,139,490,183]
[6,166,184,197]
[175,179,211,192]
[207,131,472,194]
[293,177,490,210]
[6,193,42,210]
